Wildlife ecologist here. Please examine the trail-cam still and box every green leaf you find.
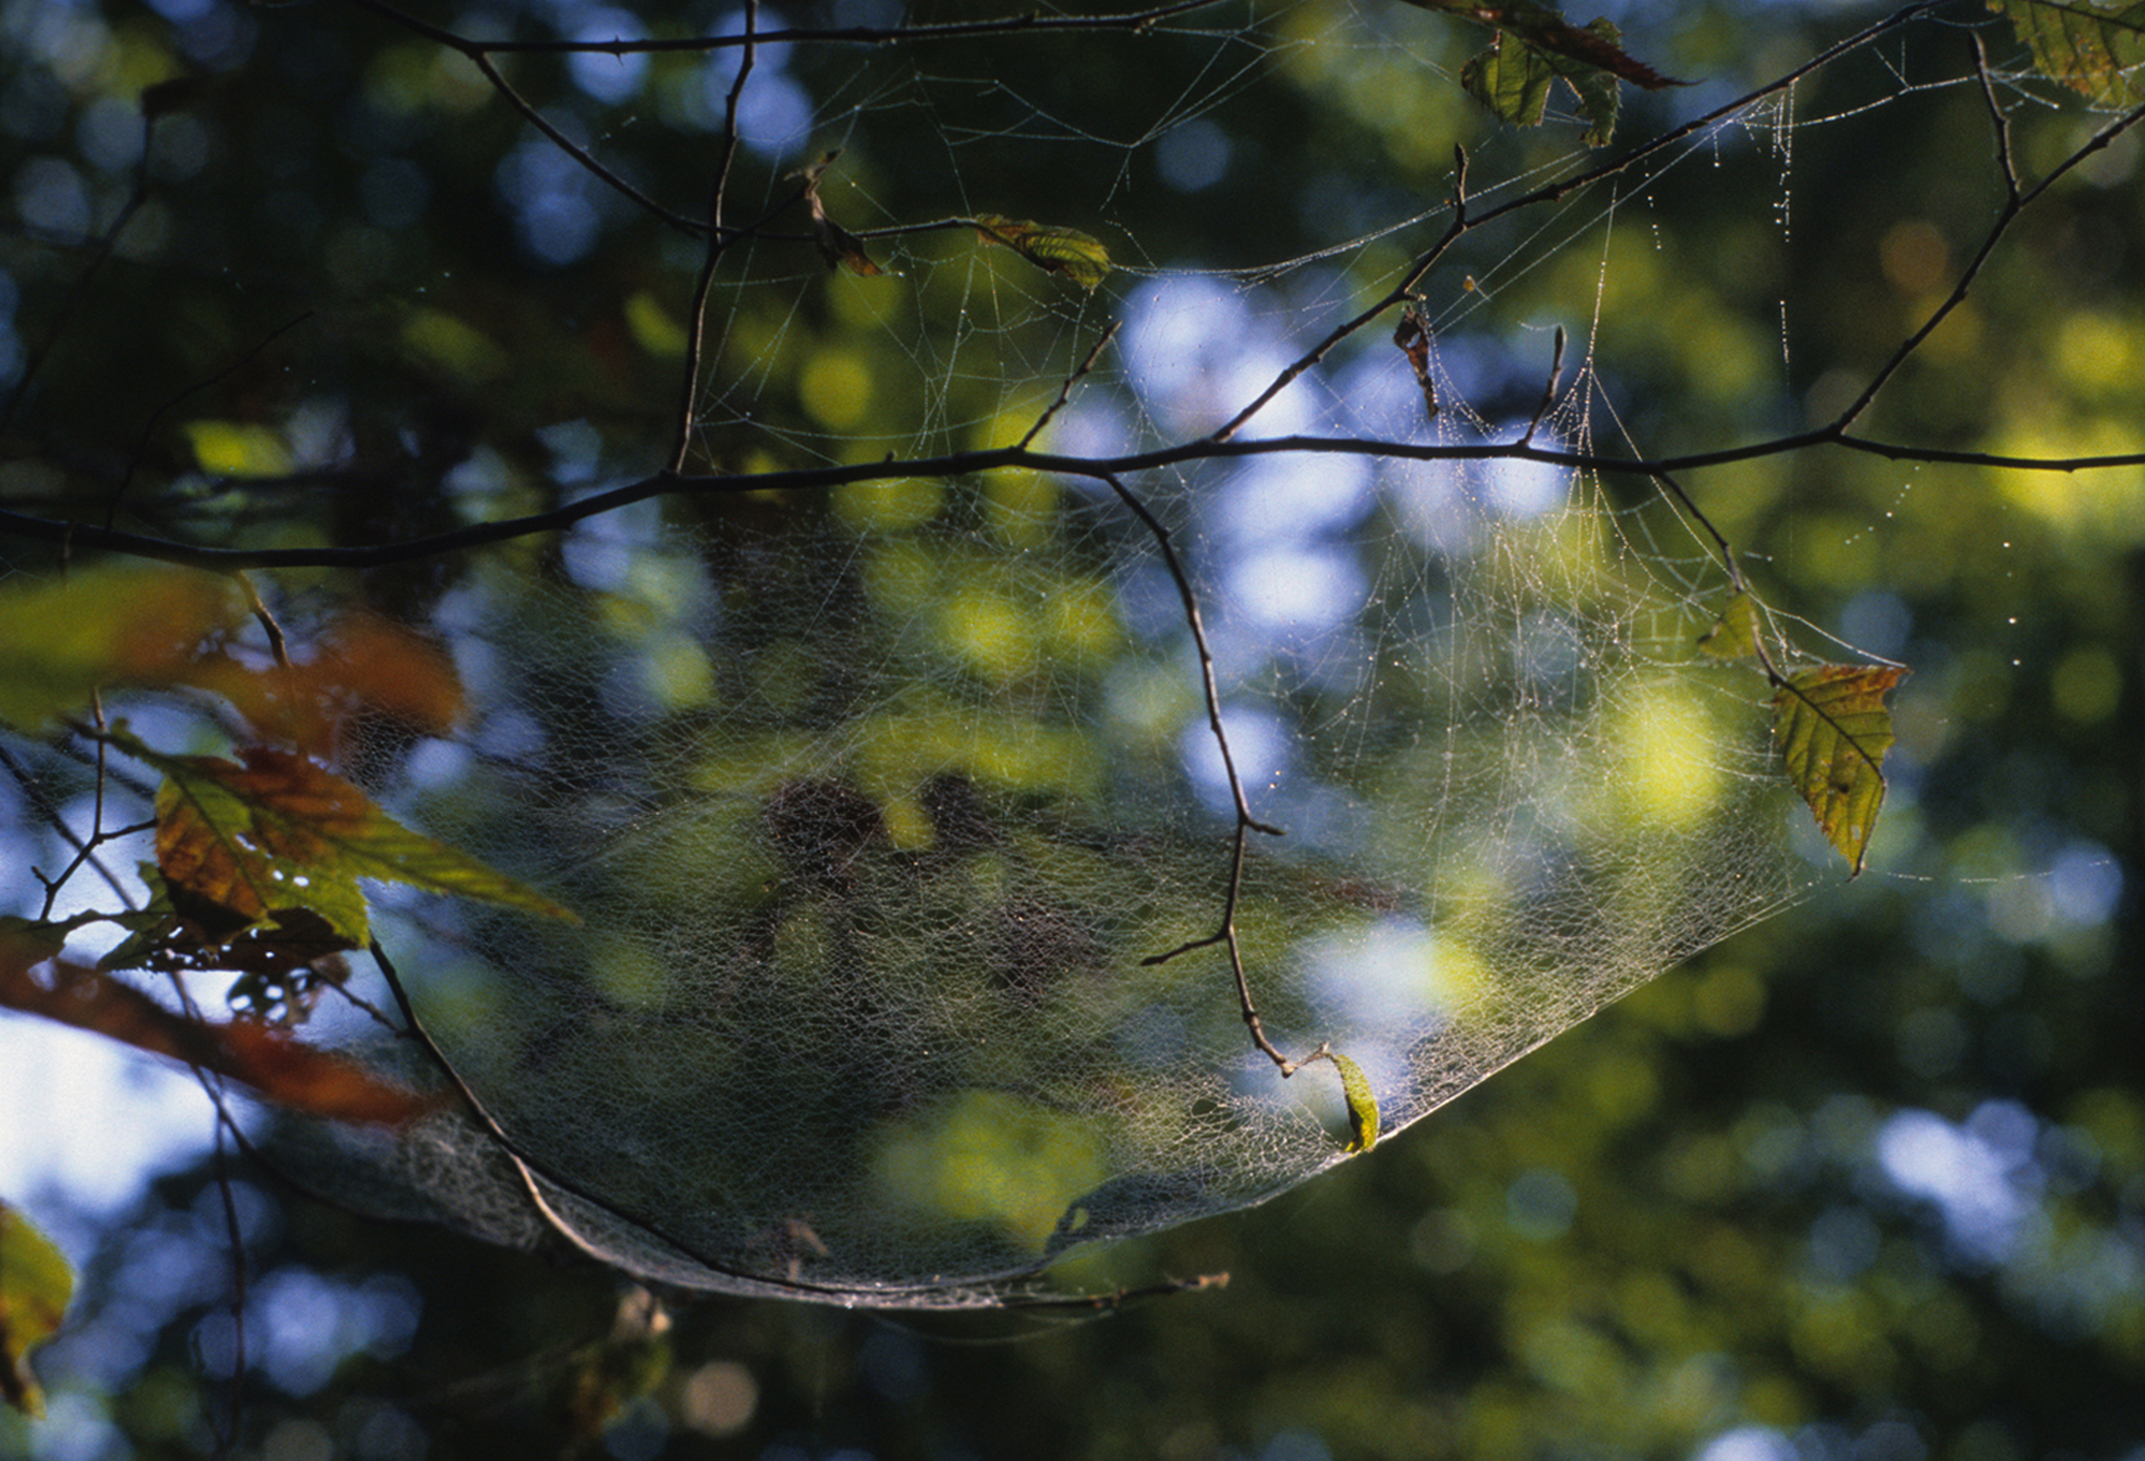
[116,735,577,939]
[1697,591,1763,661]
[1415,0,1684,144]
[1772,664,1908,877]
[1989,0,2145,107]
[1329,1050,1380,1154]
[0,565,243,730]
[1461,33,1557,129]
[0,1199,74,1419]
[972,215,1112,289]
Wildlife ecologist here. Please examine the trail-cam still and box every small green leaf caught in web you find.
[1,1199,75,1418]
[1988,0,2145,108]
[972,215,1112,289]
[1697,591,1763,661]
[1408,0,1686,145]
[1772,664,1908,878]
[1314,1048,1380,1154]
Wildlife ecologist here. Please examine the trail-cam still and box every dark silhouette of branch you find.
[341,0,1234,56]
[12,422,2145,575]
[671,0,759,472]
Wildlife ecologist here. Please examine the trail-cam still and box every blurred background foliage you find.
[1,0,2140,1457]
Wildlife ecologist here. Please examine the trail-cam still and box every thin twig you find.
[1086,471,1305,1071]
[670,0,759,474]
[235,572,290,669]
[1521,326,1568,445]
[470,50,708,239]
[1020,322,1120,449]
[341,0,1230,55]
[1834,69,2145,431]
[108,312,317,531]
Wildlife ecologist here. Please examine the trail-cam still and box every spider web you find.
[7,0,2041,1308]
[253,0,1868,1308]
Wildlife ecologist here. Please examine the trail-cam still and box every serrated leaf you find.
[972,215,1112,289]
[1462,34,1556,127]
[120,736,576,938]
[0,564,243,729]
[1419,0,1683,143]
[1989,0,2145,107]
[1698,591,1763,660]
[1,1199,74,1418]
[1772,664,1908,877]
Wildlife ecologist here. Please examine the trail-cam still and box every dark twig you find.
[671,0,759,474]
[16,417,2145,575]
[1521,326,1568,444]
[341,0,1230,56]
[108,312,316,532]
[1020,322,1121,449]
[1208,0,1942,443]
[1082,470,1305,1071]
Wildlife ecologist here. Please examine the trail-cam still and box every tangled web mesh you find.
[306,426,1802,1306]
[152,0,1909,1305]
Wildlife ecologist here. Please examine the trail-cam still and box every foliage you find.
[0,1200,73,1419]
[0,0,2141,1455]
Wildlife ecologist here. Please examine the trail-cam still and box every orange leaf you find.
[0,948,436,1125]
[155,746,374,940]
[134,739,575,943]
[183,612,464,759]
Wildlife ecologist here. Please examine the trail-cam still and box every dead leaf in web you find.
[1392,304,1440,422]
[972,215,1112,289]
[1772,664,1907,877]
[797,150,884,277]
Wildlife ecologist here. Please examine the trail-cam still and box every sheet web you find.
[236,0,1911,1305]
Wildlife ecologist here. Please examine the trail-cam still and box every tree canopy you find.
[2,0,2140,1456]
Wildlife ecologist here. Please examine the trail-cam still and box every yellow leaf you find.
[972,215,1111,289]
[184,419,293,478]
[1772,664,1908,877]
[1324,1049,1380,1153]
[0,1200,73,1418]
